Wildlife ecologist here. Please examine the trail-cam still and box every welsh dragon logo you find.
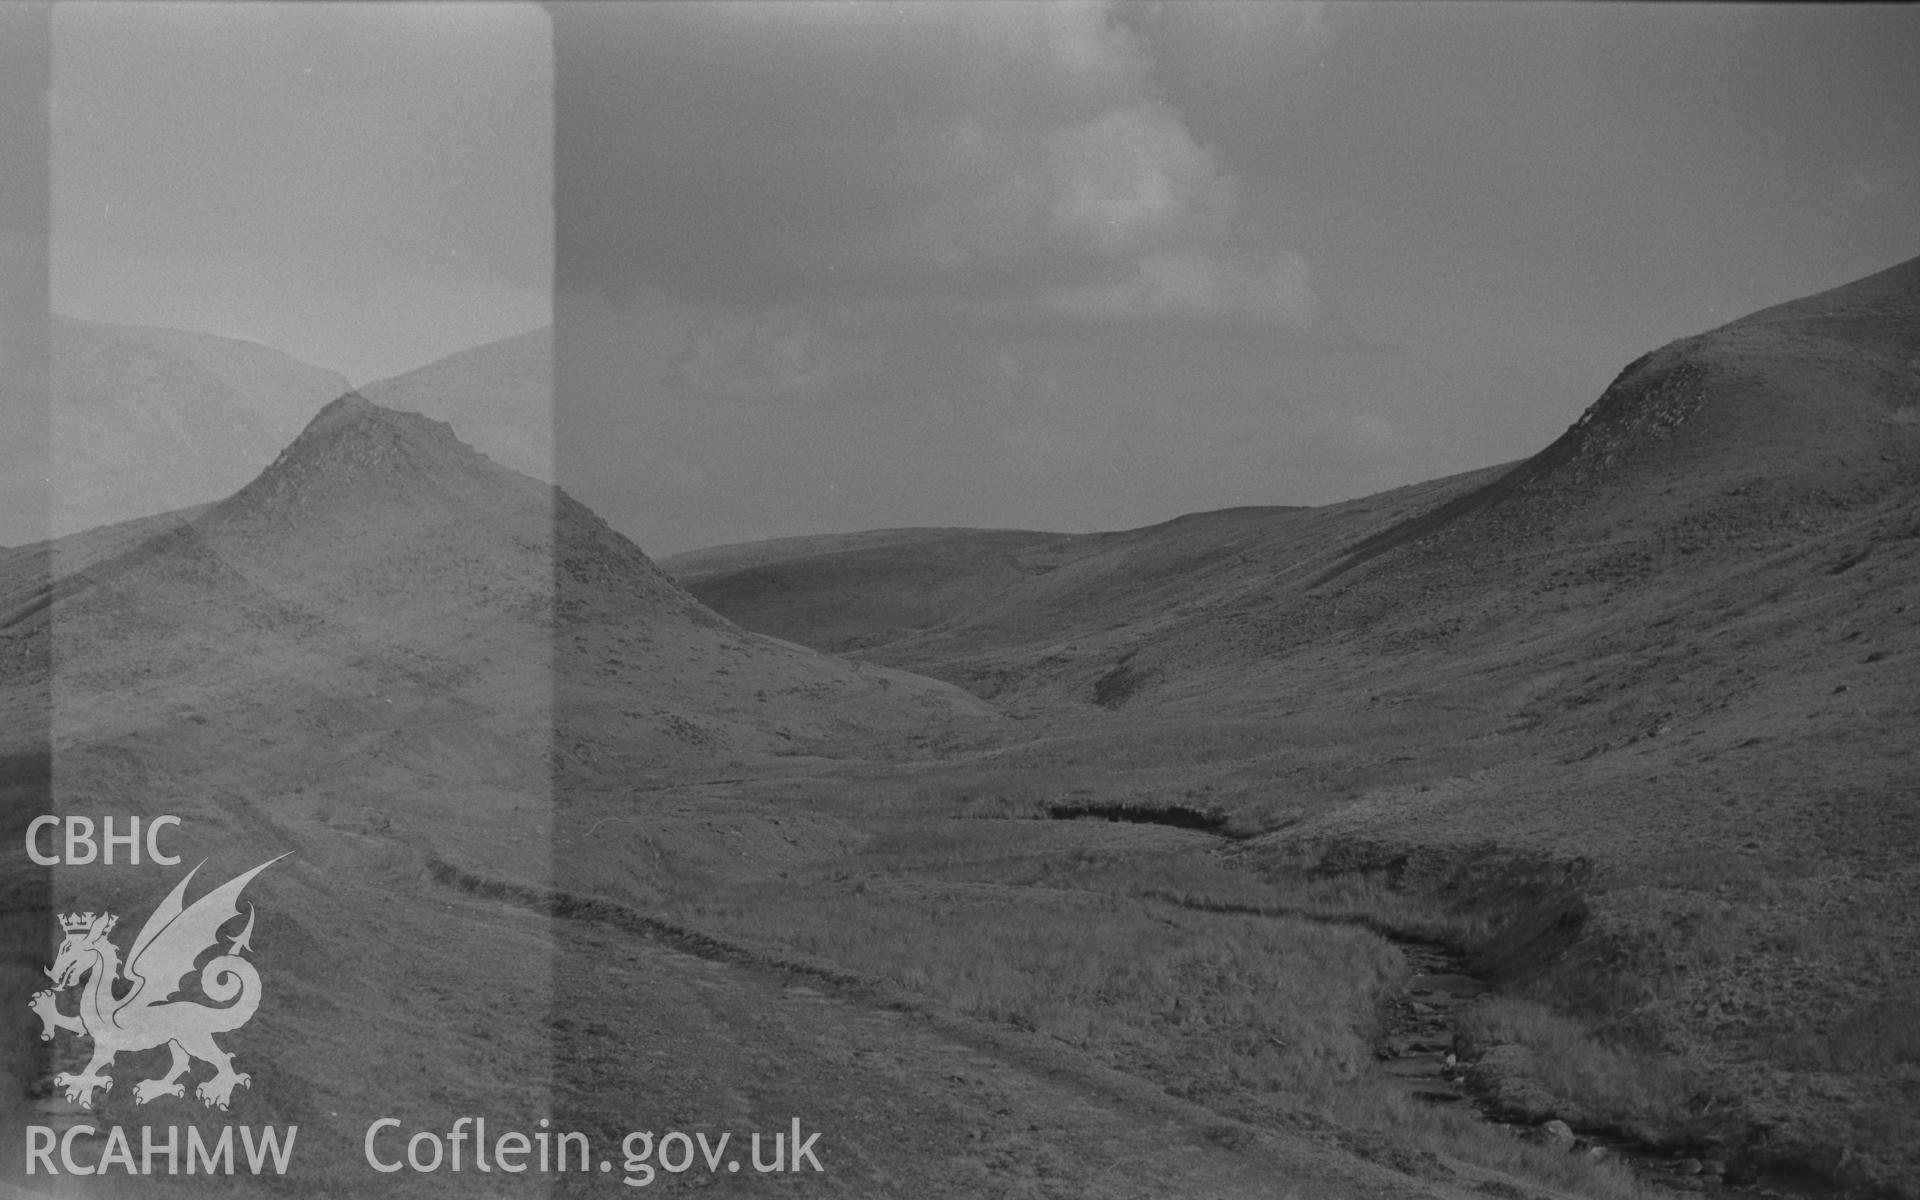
[30,855,287,1111]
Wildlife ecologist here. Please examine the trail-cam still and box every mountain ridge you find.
[49,315,353,537]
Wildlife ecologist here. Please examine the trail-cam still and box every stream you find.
[1377,938,1822,1198]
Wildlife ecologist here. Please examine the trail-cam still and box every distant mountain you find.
[663,527,1046,582]
[663,510,1304,657]
[50,316,351,536]
[663,527,1091,652]
[359,326,552,481]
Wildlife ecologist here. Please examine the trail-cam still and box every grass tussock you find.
[1460,995,1699,1132]
[1313,1081,1652,1200]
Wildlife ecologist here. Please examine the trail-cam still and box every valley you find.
[4,256,1917,1199]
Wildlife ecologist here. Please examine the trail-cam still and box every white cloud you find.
[1041,104,1231,254]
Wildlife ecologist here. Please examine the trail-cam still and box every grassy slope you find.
[666,527,1089,653]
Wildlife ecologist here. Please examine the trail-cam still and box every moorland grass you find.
[1457,995,1698,1131]
[1313,1082,1650,1200]
[678,879,1399,1093]
[663,855,1653,1198]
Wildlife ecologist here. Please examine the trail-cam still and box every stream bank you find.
[1376,936,1826,1199]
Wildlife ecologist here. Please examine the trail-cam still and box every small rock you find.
[1678,1158,1703,1175]
[1701,1159,1726,1177]
[1535,1119,1575,1146]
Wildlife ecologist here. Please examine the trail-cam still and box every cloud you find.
[1043,105,1228,252]
[557,1,1316,329]
[673,309,881,405]
[1042,250,1317,325]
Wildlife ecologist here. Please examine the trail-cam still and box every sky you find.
[43,2,1920,556]
[52,1,552,386]
[551,1,1920,555]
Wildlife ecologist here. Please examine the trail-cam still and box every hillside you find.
[664,526,1058,582]
[49,316,351,537]
[16,392,990,814]
[666,527,1099,652]
[666,507,1313,662]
